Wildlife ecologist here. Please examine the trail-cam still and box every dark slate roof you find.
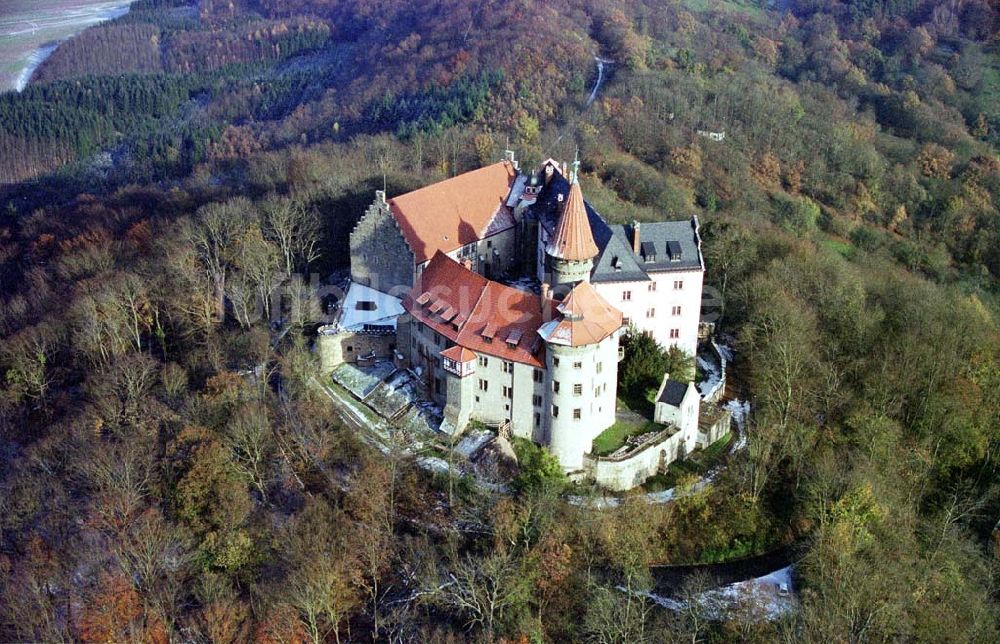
[629,221,702,273]
[591,224,649,283]
[523,170,702,282]
[657,379,689,407]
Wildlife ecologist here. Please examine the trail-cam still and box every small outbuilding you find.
[654,375,700,448]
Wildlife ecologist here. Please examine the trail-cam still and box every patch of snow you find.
[566,476,712,509]
[715,340,735,363]
[697,355,723,400]
[628,565,797,622]
[503,275,541,294]
[455,430,494,458]
[725,399,750,451]
[336,281,405,331]
[417,456,451,475]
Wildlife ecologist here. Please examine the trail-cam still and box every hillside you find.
[1,1,999,641]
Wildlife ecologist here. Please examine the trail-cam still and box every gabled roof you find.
[537,281,622,347]
[389,161,518,264]
[405,252,550,367]
[657,379,692,407]
[546,180,599,261]
[592,222,702,282]
[440,345,476,363]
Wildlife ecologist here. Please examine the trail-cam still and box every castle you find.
[328,154,708,474]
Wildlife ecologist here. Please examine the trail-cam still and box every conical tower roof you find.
[545,179,599,261]
[537,281,623,347]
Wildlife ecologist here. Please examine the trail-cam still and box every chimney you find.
[632,220,641,255]
[541,282,552,309]
[375,190,387,205]
[504,149,518,171]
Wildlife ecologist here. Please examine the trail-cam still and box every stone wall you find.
[349,192,415,293]
[584,427,689,492]
[698,407,732,448]
[317,328,396,372]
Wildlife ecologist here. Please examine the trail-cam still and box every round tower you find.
[539,281,623,471]
[545,173,599,290]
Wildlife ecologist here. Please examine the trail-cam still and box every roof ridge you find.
[546,180,599,261]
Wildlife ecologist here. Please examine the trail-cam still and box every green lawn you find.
[591,417,662,457]
[820,237,853,259]
[682,0,765,18]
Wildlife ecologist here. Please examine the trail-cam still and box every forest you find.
[1,0,999,641]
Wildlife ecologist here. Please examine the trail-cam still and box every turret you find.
[545,168,598,290]
[538,280,623,470]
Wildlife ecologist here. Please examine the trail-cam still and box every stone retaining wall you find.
[584,427,688,492]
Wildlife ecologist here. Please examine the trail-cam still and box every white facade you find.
[592,267,703,358]
[654,377,701,449]
[544,333,621,470]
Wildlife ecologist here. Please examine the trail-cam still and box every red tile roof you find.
[546,179,598,261]
[440,345,477,363]
[390,161,518,264]
[405,252,551,367]
[538,281,622,347]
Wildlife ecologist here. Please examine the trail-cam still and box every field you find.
[0,0,134,92]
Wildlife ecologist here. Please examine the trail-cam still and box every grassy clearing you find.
[820,237,853,259]
[591,417,662,456]
[682,0,765,19]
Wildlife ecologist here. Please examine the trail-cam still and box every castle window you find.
[553,405,559,418]
[673,280,684,290]
[622,290,632,301]
[672,306,682,316]
[346,345,353,352]
[573,408,582,420]
[670,329,680,339]
[533,369,543,383]
[596,362,603,374]
[435,378,443,394]
[533,394,542,407]
[648,282,657,292]
[553,357,560,367]
[535,412,541,426]
[503,361,514,374]
[646,308,655,319]
[478,379,489,391]
[594,387,600,397]
[573,361,582,369]
[503,386,513,399]
[553,381,560,393]
[479,356,489,367]
[641,241,656,262]
[573,384,583,395]
[623,317,631,326]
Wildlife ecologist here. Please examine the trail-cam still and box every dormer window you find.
[641,241,656,263]
[667,240,683,262]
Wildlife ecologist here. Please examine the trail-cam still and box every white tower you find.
[539,281,623,470]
